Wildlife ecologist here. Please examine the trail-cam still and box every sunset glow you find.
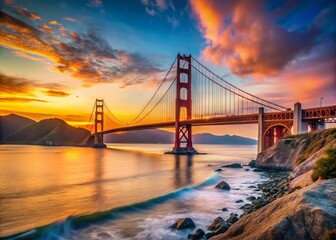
[0,0,335,138]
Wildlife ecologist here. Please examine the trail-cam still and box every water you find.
[0,144,266,239]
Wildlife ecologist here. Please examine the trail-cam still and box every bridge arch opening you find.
[180,87,187,100]
[264,124,290,150]
[180,72,188,83]
[97,114,102,121]
[179,107,187,121]
[179,59,189,69]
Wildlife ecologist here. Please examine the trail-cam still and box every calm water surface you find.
[0,144,266,239]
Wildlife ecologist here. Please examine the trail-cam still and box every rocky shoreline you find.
[169,162,295,239]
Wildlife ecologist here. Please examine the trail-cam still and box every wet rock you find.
[248,185,257,188]
[170,218,195,230]
[247,196,256,201]
[221,208,228,212]
[215,168,222,172]
[215,181,231,190]
[207,217,229,232]
[226,213,239,225]
[97,232,112,239]
[245,169,250,171]
[188,228,205,240]
[253,168,264,172]
[235,199,244,203]
[205,232,214,239]
[248,160,256,168]
[222,163,242,168]
[239,204,251,211]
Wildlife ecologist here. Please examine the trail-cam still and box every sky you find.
[0,0,335,138]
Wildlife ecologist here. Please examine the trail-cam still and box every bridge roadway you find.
[98,105,336,135]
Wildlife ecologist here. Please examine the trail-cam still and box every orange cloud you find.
[190,0,318,77]
[49,20,58,25]
[0,10,164,87]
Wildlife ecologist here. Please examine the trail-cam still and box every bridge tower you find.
[93,99,106,148]
[171,54,197,154]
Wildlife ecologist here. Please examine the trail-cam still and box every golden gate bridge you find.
[84,54,336,154]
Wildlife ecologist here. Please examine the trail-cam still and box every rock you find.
[247,196,256,201]
[248,185,257,188]
[210,179,336,240]
[207,217,229,232]
[188,228,205,240]
[221,208,228,212]
[170,218,195,230]
[248,160,256,168]
[245,169,250,171]
[215,168,223,172]
[256,129,335,171]
[222,163,243,168]
[253,168,264,172]
[240,204,251,211]
[215,181,231,190]
[205,232,214,239]
[226,213,239,225]
[235,199,244,203]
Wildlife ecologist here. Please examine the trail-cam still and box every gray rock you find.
[247,196,256,201]
[188,228,205,240]
[215,181,231,190]
[245,168,250,171]
[235,199,244,203]
[170,218,195,230]
[226,213,239,225]
[248,160,256,168]
[215,168,222,172]
[207,217,229,232]
[205,232,214,239]
[222,163,243,168]
[221,207,228,212]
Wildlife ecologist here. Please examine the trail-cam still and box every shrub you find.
[322,228,336,240]
[311,148,336,182]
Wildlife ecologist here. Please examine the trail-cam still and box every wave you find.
[2,173,221,240]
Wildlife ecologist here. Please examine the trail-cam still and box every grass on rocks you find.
[312,148,336,182]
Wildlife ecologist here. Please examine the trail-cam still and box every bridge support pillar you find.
[93,99,106,148]
[258,107,264,153]
[167,54,198,155]
[293,102,308,135]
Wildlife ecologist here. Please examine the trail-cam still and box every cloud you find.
[44,90,70,97]
[49,20,58,25]
[0,97,47,102]
[0,9,165,87]
[0,72,65,96]
[0,72,35,95]
[141,0,172,15]
[190,0,321,77]
[16,7,42,22]
[87,0,103,8]
[63,17,77,22]
[167,16,179,28]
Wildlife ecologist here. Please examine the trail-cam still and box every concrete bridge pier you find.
[258,107,264,153]
[293,102,308,134]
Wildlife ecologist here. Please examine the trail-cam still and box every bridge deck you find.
[97,105,336,135]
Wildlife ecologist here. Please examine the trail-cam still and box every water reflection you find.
[92,149,104,206]
[173,155,193,188]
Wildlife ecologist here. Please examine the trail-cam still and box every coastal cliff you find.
[211,128,336,240]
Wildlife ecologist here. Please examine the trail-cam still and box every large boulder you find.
[170,218,195,230]
[215,181,231,190]
[210,179,336,240]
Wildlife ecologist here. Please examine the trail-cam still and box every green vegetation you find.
[295,128,336,165]
[311,148,336,182]
[322,228,336,240]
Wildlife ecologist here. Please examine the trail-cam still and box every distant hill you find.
[3,117,90,145]
[0,114,36,141]
[105,129,257,145]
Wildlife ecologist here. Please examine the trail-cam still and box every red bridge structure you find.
[85,54,336,154]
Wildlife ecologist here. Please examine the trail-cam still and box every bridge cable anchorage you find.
[127,57,177,125]
[189,56,288,111]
